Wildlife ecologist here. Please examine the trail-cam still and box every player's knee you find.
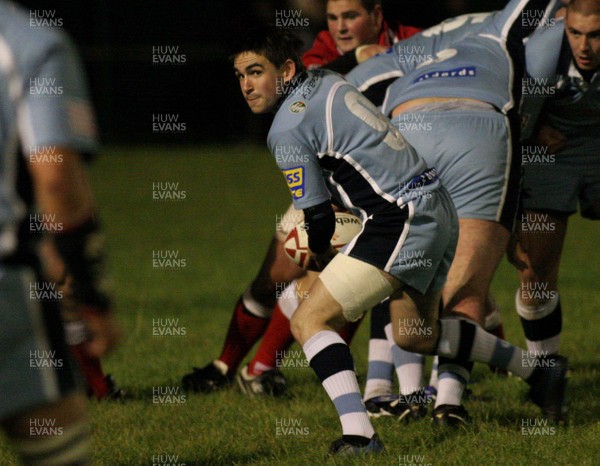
[518,239,562,283]
[443,288,487,320]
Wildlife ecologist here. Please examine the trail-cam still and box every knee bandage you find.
[319,254,393,322]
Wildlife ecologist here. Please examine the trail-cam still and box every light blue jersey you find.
[346,0,561,115]
[346,0,559,231]
[382,38,514,115]
[268,70,458,292]
[268,70,436,215]
[0,0,97,256]
[346,12,494,94]
[520,18,600,218]
[527,19,600,155]
[382,0,559,116]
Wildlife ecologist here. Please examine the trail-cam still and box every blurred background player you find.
[182,0,420,396]
[303,0,420,72]
[0,0,119,464]
[512,0,600,357]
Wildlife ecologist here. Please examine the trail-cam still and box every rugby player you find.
[346,0,565,426]
[512,0,600,356]
[232,25,567,455]
[182,0,421,399]
[0,1,118,463]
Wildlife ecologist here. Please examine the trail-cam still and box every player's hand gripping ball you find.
[284,212,362,268]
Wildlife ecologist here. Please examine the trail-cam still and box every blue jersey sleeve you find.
[22,32,98,154]
[268,132,331,210]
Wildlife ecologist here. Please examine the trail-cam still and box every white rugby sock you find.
[437,318,537,381]
[364,337,393,400]
[385,324,424,396]
[304,331,374,439]
[516,291,561,355]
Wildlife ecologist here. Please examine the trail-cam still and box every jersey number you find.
[344,92,406,151]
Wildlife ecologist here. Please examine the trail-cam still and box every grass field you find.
[1,145,599,465]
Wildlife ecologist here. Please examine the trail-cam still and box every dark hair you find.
[357,0,382,13]
[230,25,306,72]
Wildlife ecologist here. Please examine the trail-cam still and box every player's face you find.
[234,52,288,114]
[326,0,383,53]
[565,10,600,70]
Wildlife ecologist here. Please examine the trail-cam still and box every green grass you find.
[1,145,598,465]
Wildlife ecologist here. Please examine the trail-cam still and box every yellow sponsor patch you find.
[282,166,305,200]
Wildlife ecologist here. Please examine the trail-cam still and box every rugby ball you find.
[284,212,362,268]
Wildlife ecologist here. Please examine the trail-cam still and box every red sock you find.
[218,296,270,373]
[248,303,295,376]
[70,343,108,399]
[338,316,364,344]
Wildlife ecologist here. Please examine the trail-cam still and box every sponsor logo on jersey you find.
[282,166,305,199]
[289,101,306,113]
[413,66,476,83]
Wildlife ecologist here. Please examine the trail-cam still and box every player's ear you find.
[371,4,383,29]
[281,59,297,85]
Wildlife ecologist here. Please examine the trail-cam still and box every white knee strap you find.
[319,254,393,322]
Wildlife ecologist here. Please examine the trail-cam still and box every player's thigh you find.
[349,187,458,297]
[292,256,400,344]
[442,218,509,320]
[516,209,569,284]
[296,270,319,300]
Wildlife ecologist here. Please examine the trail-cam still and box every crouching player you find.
[182,0,422,396]
[232,26,568,455]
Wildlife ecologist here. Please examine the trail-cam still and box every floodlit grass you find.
[1,145,598,465]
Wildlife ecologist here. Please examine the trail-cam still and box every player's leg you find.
[514,210,568,355]
[239,265,366,396]
[434,218,509,422]
[515,149,600,354]
[363,301,395,414]
[238,273,316,396]
[388,282,568,425]
[385,186,567,425]
[38,237,123,400]
[0,264,90,464]
[291,255,399,455]
[364,300,428,420]
[291,182,458,452]
[398,108,515,425]
[182,215,305,392]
